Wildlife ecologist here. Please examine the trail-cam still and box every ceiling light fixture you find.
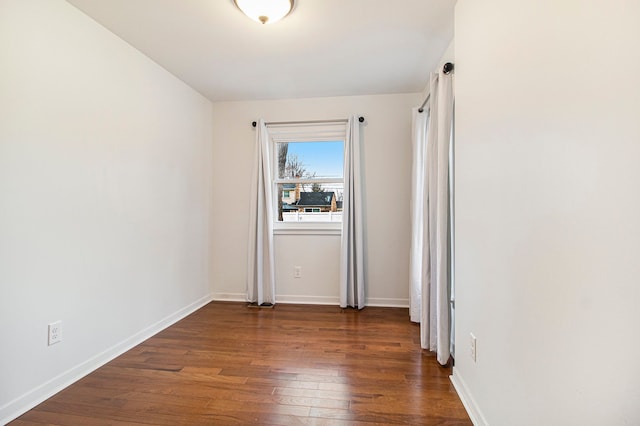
[233,0,294,25]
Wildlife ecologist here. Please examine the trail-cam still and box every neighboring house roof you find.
[281,203,298,211]
[296,192,335,207]
[282,183,296,190]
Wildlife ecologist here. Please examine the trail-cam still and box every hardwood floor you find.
[12,302,471,425]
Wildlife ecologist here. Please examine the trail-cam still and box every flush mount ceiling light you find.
[233,0,294,25]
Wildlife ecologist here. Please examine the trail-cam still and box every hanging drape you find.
[409,108,429,323]
[409,72,454,365]
[339,115,365,309]
[247,119,276,305]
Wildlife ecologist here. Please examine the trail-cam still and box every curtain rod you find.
[251,117,364,127]
[418,62,454,113]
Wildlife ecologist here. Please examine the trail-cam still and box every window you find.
[268,121,347,231]
[276,140,343,224]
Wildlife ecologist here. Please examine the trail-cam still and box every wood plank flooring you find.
[11,302,471,425]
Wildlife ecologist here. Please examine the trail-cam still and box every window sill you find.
[274,223,342,236]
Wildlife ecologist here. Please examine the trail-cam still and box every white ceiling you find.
[66,0,455,102]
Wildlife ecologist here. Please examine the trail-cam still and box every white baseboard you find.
[367,298,409,308]
[212,293,409,308]
[213,293,340,305]
[450,368,489,426]
[211,292,247,302]
[212,293,339,306]
[275,295,340,305]
[0,294,213,425]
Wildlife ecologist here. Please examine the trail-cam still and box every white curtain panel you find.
[410,72,454,365]
[339,115,365,309]
[409,108,429,323]
[247,119,276,305]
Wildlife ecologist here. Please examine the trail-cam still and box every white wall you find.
[453,0,640,424]
[275,235,341,304]
[0,1,213,422]
[211,93,419,306]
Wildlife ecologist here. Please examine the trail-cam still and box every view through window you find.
[274,140,344,223]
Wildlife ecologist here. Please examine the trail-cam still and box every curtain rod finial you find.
[443,62,454,74]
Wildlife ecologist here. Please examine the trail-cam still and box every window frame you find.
[267,121,347,235]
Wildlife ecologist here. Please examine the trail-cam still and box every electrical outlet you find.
[48,321,62,346]
[294,266,302,278]
[470,333,477,362]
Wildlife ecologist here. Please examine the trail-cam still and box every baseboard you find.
[450,368,489,426]
[211,292,247,302]
[212,293,409,308]
[0,293,214,425]
[367,297,409,308]
[275,295,340,305]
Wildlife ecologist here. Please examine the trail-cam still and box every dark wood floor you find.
[12,302,471,425]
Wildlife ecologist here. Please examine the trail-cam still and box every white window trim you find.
[269,120,347,234]
[274,224,341,236]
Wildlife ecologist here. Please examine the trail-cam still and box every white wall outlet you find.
[294,266,302,278]
[48,321,62,346]
[470,333,477,362]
